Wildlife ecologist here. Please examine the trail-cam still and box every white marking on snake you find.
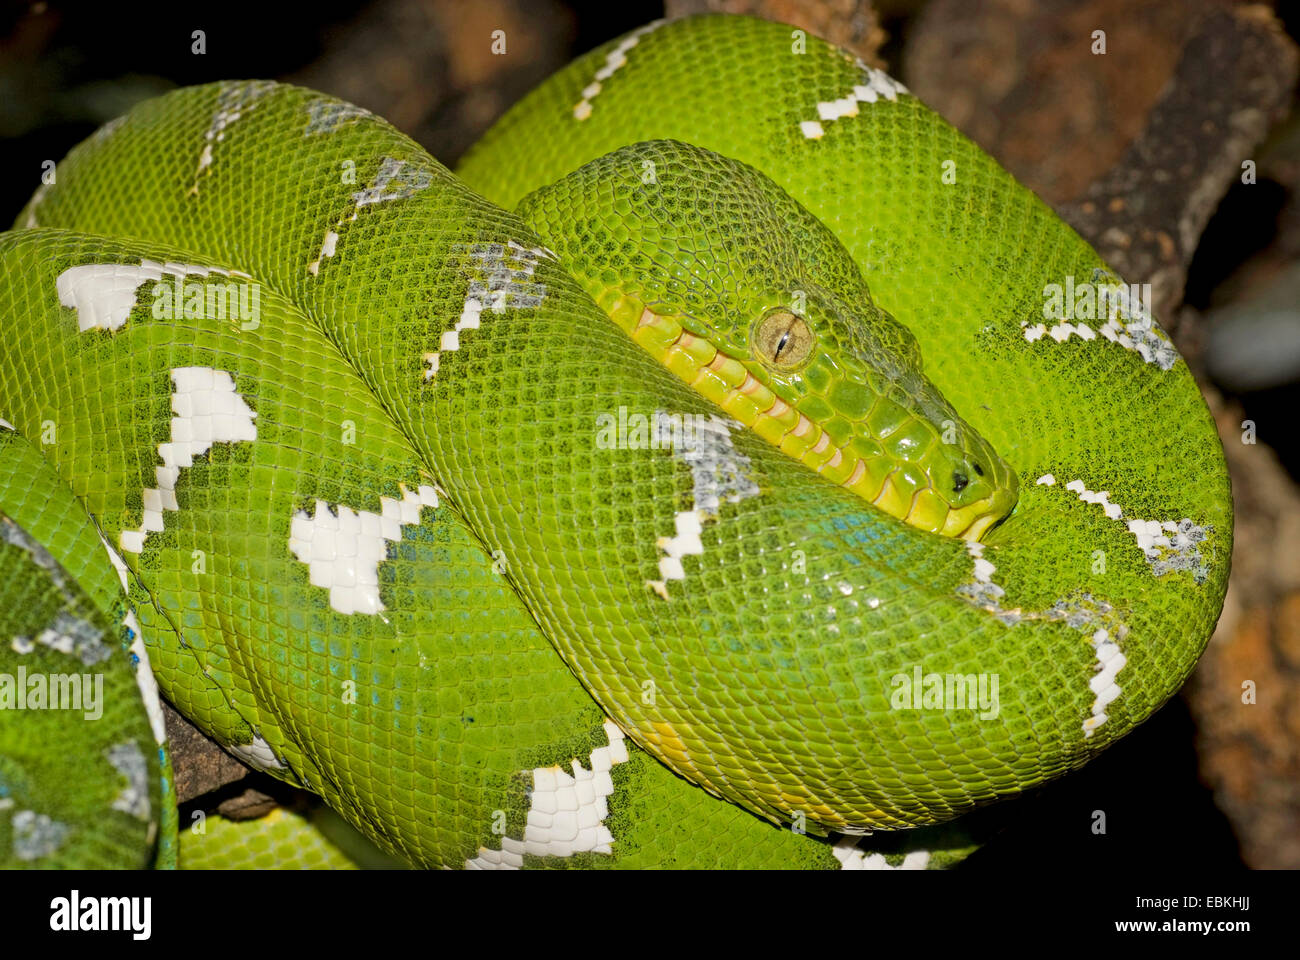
[833,837,931,870]
[1022,269,1178,369]
[11,810,69,861]
[123,610,167,745]
[1036,474,1056,486]
[1062,479,1123,520]
[1061,479,1209,580]
[1094,274,1179,368]
[958,545,1130,639]
[96,529,131,593]
[57,260,249,332]
[106,740,151,821]
[309,157,435,274]
[304,98,372,135]
[0,417,14,431]
[1082,628,1127,738]
[957,540,1006,614]
[1027,321,1099,343]
[91,531,165,743]
[288,484,440,615]
[191,80,277,191]
[959,559,1130,737]
[466,720,629,869]
[572,20,667,120]
[424,242,552,380]
[227,733,288,772]
[647,412,759,598]
[801,62,907,139]
[119,367,258,554]
[352,157,434,208]
[34,611,112,666]
[0,524,113,663]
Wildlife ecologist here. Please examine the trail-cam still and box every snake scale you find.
[0,14,1230,869]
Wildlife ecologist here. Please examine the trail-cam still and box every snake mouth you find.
[620,303,1002,541]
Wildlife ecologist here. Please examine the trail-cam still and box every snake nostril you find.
[952,471,969,493]
[972,462,984,477]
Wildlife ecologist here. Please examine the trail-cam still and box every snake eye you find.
[952,471,969,493]
[754,310,814,369]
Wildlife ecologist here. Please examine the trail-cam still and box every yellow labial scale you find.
[752,411,792,445]
[961,512,1000,543]
[690,366,736,407]
[873,475,911,517]
[846,457,892,500]
[779,427,818,459]
[707,353,748,389]
[601,292,644,332]
[721,390,764,423]
[941,499,992,538]
[905,487,949,534]
[739,374,774,410]
[631,315,683,355]
[663,344,703,381]
[801,436,839,473]
[843,474,872,499]
[766,398,801,432]
[818,451,856,485]
[676,331,718,367]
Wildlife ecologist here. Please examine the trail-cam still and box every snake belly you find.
[0,14,1229,868]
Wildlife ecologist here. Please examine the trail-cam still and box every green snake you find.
[0,14,1230,869]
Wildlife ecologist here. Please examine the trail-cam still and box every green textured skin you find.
[0,229,878,869]
[0,444,166,867]
[459,15,1232,821]
[516,139,1019,537]
[0,14,1228,867]
[179,807,358,870]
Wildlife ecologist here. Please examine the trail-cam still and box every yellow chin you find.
[607,297,1001,541]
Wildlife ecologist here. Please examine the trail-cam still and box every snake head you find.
[518,139,1018,540]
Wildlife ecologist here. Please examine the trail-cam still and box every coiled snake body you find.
[0,15,1229,869]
